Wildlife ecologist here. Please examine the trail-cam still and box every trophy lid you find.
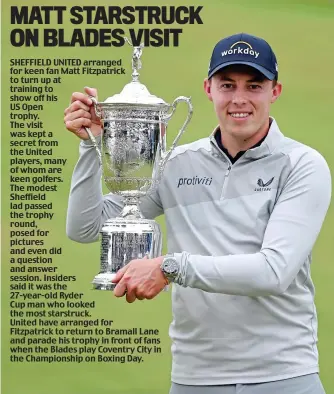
[102,40,168,107]
[104,81,167,106]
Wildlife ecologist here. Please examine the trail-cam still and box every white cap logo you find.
[221,41,260,59]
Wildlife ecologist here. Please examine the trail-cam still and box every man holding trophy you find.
[65,33,330,393]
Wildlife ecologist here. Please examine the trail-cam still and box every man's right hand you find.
[64,87,102,140]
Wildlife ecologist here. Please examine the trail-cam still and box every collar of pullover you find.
[210,117,285,162]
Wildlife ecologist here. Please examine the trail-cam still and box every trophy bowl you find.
[85,42,193,290]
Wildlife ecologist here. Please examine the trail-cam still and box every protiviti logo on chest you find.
[177,176,212,188]
[222,41,260,59]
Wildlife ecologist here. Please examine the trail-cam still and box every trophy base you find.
[92,216,162,291]
[92,272,117,291]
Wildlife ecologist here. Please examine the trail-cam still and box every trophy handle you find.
[161,96,193,164]
[84,95,103,166]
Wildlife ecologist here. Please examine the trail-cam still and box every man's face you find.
[204,65,282,140]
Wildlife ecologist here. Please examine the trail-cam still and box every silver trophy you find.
[85,40,193,290]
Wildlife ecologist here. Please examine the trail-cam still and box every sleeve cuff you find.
[173,252,189,287]
[81,134,102,146]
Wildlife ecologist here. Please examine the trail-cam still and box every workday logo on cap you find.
[222,41,260,59]
[208,33,278,81]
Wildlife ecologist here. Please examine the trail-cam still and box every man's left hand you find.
[112,256,167,303]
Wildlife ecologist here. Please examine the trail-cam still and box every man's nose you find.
[231,90,247,105]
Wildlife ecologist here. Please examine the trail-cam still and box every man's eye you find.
[249,84,261,90]
[221,84,233,89]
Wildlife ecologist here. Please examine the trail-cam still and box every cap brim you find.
[208,61,276,80]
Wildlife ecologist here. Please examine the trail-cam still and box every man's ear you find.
[271,81,282,103]
[204,78,213,101]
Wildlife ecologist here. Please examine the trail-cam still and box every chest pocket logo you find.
[177,176,213,188]
[255,177,274,191]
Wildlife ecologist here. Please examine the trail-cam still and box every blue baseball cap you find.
[208,33,278,80]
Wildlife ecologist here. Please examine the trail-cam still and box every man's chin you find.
[228,124,254,138]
